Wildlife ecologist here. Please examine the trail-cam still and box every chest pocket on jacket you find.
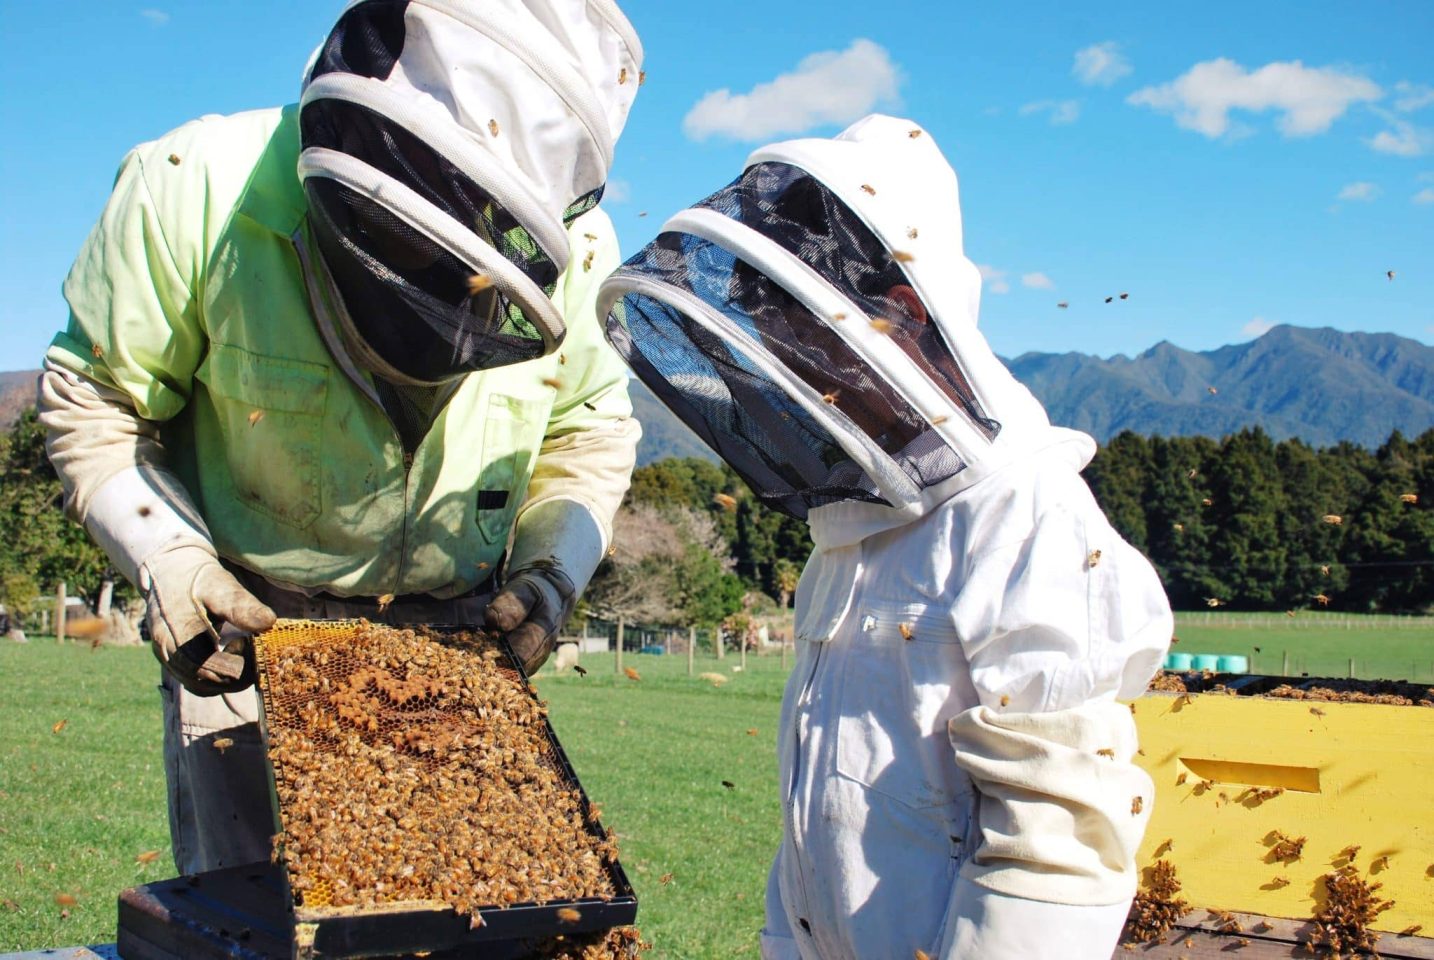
[834,606,972,810]
[475,393,543,544]
[201,343,328,530]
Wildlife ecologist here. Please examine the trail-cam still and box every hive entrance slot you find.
[1178,758,1321,793]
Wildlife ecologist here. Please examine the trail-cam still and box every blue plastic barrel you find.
[1191,654,1221,672]
[1165,652,1194,671]
[1217,655,1249,674]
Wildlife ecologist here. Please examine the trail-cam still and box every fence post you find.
[741,633,748,671]
[615,617,624,674]
[54,582,67,644]
[782,635,788,670]
[1348,658,1355,679]
[687,625,695,677]
[716,624,725,660]
[1281,650,1290,676]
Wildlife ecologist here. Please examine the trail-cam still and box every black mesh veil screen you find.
[307,179,547,381]
[307,1,409,83]
[607,231,967,519]
[697,162,1001,439]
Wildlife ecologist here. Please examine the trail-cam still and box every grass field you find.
[1171,611,1434,681]
[1,612,1430,955]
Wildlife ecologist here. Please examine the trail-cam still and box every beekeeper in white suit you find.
[597,115,1173,959]
[39,0,643,874]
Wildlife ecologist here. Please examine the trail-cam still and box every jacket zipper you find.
[786,637,826,940]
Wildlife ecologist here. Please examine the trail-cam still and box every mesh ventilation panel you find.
[307,0,409,83]
[697,162,1001,440]
[307,179,548,381]
[607,230,967,519]
[254,620,619,921]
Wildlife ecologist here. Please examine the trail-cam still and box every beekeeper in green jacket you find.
[38,0,644,874]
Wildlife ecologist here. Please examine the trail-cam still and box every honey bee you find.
[908,129,922,139]
[135,850,160,864]
[746,728,758,736]
[541,377,564,389]
[639,70,647,86]
[637,211,648,218]
[54,893,77,907]
[1207,386,1218,395]
[1119,293,1129,300]
[1236,938,1250,947]
[248,410,264,427]
[1339,844,1361,860]
[1202,498,1214,507]
[1205,597,1223,607]
[999,694,1011,707]
[892,250,915,263]
[1371,855,1390,871]
[1320,565,1331,576]
[623,667,641,682]
[1309,706,1326,717]
[1057,301,1069,309]
[1154,838,1173,856]
[488,118,500,137]
[1096,748,1115,759]
[477,561,490,570]
[1321,514,1343,526]
[1176,772,1188,785]
[1104,296,1114,304]
[1269,875,1290,888]
[90,342,104,359]
[1285,610,1297,618]
[618,67,628,85]
[168,154,181,166]
[713,492,738,512]
[907,227,918,239]
[659,872,674,885]
[557,906,582,923]
[377,594,394,614]
[721,780,735,790]
[860,184,876,195]
[1252,921,1272,933]
[573,665,587,677]
[1401,925,1424,936]
[582,250,595,272]
[870,317,894,334]
[822,390,840,405]
[51,719,67,735]
[1176,693,1194,707]
[1313,594,1331,606]
[1131,796,1144,815]
[1087,549,1103,568]
[213,737,234,754]
[915,951,932,960]
[607,544,617,557]
[1173,523,1184,532]
[898,623,914,641]
[466,274,494,295]
[1400,493,1418,504]
[831,312,847,321]
[559,353,567,365]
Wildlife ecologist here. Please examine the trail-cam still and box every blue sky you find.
[1,0,1431,373]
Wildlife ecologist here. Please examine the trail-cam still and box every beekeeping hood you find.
[299,0,642,384]
[598,114,1094,528]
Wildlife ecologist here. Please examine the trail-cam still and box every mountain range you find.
[631,325,1434,464]
[4,326,1431,463]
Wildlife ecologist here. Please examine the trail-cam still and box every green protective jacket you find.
[47,105,636,599]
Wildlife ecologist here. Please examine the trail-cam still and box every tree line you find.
[3,404,1431,629]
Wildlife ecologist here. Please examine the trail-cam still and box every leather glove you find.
[141,543,276,696]
[486,564,577,675]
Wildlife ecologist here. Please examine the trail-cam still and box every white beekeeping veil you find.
[300,0,642,384]
[598,115,1092,520]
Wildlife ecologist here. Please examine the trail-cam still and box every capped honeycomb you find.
[254,619,619,923]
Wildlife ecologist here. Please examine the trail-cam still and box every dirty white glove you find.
[141,543,276,696]
[486,498,604,674]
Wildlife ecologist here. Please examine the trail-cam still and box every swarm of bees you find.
[1267,831,1307,863]
[1306,864,1394,958]
[1126,859,1190,944]
[256,621,621,923]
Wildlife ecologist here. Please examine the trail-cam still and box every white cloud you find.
[139,8,169,25]
[1336,181,1380,201]
[977,264,1010,295]
[1019,99,1081,125]
[683,39,900,142]
[1414,187,1434,205]
[1394,81,1434,113]
[1073,42,1132,87]
[1127,58,1381,138]
[1021,272,1055,290]
[1368,115,1433,157]
[1243,317,1275,337]
[604,178,631,204]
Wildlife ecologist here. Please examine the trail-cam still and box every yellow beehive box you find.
[1132,690,1434,933]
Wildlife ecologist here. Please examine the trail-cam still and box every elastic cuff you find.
[87,465,214,587]
[508,497,606,590]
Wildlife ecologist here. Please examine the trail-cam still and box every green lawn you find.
[0,640,789,957]
[1171,611,1434,681]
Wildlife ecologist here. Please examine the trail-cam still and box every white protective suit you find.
[596,115,1173,959]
